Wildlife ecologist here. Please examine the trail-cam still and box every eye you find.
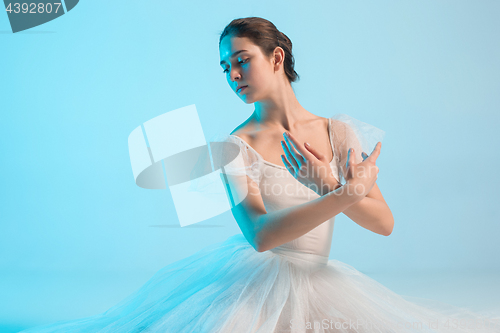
[222,59,248,74]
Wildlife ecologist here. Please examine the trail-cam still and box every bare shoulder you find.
[317,116,330,129]
[299,116,330,139]
[229,116,266,147]
[230,114,256,135]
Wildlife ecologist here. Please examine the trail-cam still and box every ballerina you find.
[20,16,500,333]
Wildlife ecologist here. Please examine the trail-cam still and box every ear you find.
[273,47,284,68]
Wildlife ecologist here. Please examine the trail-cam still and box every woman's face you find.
[219,35,278,104]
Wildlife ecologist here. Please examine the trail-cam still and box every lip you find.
[236,85,248,93]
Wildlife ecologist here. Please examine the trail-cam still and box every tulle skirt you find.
[20,233,500,333]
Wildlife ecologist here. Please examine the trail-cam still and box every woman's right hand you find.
[343,142,382,202]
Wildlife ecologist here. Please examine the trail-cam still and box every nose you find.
[230,69,241,82]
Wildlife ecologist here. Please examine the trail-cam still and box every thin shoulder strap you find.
[328,118,336,159]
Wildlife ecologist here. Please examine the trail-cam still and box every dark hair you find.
[219,17,300,84]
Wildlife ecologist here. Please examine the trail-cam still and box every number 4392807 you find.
[5,3,62,14]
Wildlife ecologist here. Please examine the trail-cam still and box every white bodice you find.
[228,116,340,258]
[258,162,339,257]
[224,114,385,259]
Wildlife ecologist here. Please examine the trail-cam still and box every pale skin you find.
[219,35,394,252]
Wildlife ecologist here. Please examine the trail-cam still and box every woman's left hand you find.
[280,131,342,196]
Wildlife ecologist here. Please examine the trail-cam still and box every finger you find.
[366,142,382,161]
[349,148,355,163]
[344,148,355,178]
[281,140,299,170]
[283,132,314,163]
[346,148,355,168]
[304,142,325,161]
[281,154,295,175]
[283,132,303,163]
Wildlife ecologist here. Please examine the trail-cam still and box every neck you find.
[252,81,314,132]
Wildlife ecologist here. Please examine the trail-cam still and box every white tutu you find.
[20,233,500,333]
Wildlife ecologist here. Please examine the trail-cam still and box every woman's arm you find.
[226,173,360,253]
[320,178,394,236]
[254,184,360,252]
[342,182,394,236]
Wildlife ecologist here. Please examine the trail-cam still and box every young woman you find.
[21,16,499,333]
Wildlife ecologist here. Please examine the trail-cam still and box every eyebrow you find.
[220,50,248,65]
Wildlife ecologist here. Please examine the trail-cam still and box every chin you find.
[241,96,255,104]
[241,92,261,104]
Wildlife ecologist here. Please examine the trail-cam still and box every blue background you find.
[1,0,499,331]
